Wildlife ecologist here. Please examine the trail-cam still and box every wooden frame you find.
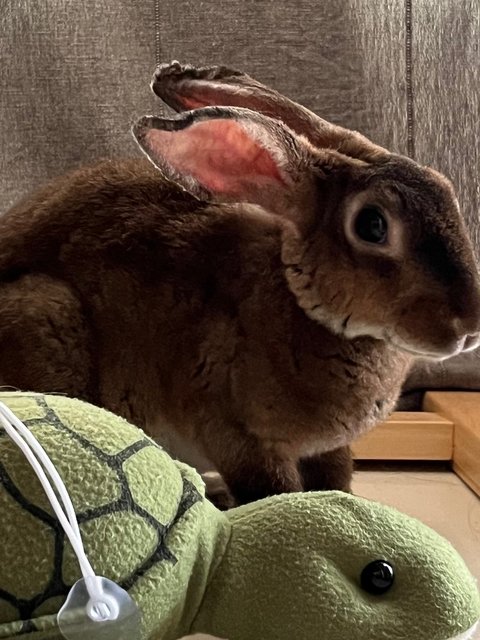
[352,392,480,497]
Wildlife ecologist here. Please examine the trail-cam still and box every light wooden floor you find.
[354,468,480,639]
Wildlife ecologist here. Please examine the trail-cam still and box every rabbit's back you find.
[0,158,302,426]
[0,158,208,273]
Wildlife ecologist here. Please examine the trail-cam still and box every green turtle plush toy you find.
[0,392,478,640]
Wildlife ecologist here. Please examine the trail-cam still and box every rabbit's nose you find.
[461,333,480,353]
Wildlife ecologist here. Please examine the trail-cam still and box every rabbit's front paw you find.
[202,471,236,511]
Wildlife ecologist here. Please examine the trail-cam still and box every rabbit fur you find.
[0,62,479,505]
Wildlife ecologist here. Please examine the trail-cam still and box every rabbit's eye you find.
[354,206,388,244]
[360,560,395,595]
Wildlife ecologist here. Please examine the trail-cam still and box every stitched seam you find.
[405,0,415,159]
[154,0,162,66]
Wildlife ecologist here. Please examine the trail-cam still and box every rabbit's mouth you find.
[389,331,480,361]
[389,339,462,361]
[388,338,451,361]
[306,302,477,361]
[341,318,450,360]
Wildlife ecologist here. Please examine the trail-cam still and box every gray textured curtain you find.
[1,1,479,400]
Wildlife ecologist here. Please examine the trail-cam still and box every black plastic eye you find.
[360,560,395,595]
[354,206,388,244]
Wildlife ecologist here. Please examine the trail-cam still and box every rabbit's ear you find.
[132,107,309,206]
[152,61,387,162]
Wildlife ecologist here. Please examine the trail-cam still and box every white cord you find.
[0,402,81,539]
[0,401,103,602]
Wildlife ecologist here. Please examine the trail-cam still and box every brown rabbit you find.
[0,62,479,505]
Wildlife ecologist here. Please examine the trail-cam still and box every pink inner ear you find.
[181,96,209,110]
[145,119,284,196]
[177,83,276,118]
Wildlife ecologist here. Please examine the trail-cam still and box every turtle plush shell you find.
[0,392,206,638]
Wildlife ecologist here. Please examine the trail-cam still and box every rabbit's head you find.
[133,62,480,361]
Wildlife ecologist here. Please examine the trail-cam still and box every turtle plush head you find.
[196,493,480,640]
[0,392,478,640]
